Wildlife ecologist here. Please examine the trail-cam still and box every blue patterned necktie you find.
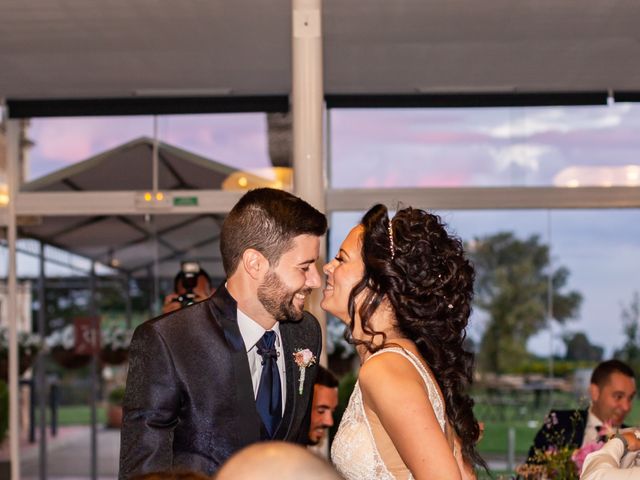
[255,331,282,438]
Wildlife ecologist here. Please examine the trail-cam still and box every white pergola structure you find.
[2,1,640,479]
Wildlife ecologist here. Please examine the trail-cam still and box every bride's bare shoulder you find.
[359,349,423,391]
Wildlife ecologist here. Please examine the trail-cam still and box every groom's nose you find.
[322,411,334,427]
[305,263,322,289]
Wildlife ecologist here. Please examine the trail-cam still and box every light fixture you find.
[222,167,293,192]
[135,191,172,209]
[0,184,8,206]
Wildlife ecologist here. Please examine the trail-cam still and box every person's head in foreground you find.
[589,359,636,426]
[308,365,339,445]
[221,187,327,325]
[321,203,484,469]
[216,441,343,480]
[132,470,211,479]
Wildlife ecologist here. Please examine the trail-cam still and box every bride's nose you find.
[323,262,333,276]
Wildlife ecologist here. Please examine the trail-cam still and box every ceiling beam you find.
[6,95,289,119]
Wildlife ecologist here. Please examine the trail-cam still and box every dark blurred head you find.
[174,267,212,296]
[132,470,211,480]
[216,441,342,480]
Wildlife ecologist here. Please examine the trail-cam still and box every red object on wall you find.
[74,317,101,355]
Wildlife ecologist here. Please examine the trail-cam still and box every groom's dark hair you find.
[220,188,327,276]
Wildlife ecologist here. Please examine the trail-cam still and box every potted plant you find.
[100,326,133,366]
[0,327,42,381]
[106,385,126,429]
[46,325,92,369]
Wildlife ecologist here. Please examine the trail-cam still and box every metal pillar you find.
[292,0,324,204]
[292,0,327,364]
[37,241,48,479]
[6,117,21,480]
[89,261,99,480]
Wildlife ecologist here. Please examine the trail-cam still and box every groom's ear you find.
[589,383,601,403]
[241,248,268,280]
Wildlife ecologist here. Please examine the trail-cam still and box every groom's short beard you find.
[258,270,309,322]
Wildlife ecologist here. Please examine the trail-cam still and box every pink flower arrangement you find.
[571,421,614,472]
[516,416,614,479]
[571,441,604,472]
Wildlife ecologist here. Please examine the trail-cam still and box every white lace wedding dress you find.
[331,347,447,480]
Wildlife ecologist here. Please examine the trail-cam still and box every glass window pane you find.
[329,209,640,360]
[330,104,640,188]
[23,113,283,191]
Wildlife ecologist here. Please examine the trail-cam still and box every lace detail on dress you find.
[331,347,447,480]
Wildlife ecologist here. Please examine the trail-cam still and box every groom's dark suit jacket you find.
[119,284,322,479]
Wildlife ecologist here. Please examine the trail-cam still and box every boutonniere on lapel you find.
[293,348,316,395]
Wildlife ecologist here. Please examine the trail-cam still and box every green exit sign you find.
[173,196,199,206]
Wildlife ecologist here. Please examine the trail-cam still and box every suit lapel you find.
[575,409,588,445]
[209,285,261,445]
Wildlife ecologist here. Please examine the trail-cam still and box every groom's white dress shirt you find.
[237,308,286,414]
[582,408,605,447]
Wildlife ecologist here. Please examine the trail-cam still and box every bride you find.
[323,204,486,480]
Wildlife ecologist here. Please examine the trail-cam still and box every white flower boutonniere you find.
[293,348,317,395]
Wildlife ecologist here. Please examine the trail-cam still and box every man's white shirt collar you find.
[236,308,282,352]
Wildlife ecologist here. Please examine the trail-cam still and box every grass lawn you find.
[478,421,538,455]
[38,405,107,426]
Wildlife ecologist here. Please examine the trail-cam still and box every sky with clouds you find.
[328,104,640,357]
[16,103,640,356]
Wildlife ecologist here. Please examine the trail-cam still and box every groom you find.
[119,188,327,479]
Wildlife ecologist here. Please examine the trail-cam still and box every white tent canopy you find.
[18,137,246,280]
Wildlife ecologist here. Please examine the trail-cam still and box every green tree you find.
[614,292,640,372]
[563,332,603,362]
[468,232,582,374]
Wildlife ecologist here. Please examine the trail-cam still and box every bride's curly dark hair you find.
[347,204,486,471]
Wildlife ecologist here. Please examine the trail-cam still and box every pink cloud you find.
[411,130,489,144]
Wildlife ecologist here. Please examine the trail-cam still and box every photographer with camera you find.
[162,261,214,314]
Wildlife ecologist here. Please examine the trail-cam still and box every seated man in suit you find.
[528,359,636,461]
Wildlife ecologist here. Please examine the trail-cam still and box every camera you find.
[175,261,201,307]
